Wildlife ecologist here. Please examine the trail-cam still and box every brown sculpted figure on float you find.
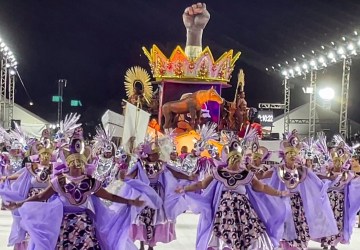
[162,87,223,129]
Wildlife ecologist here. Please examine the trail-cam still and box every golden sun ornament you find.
[124,66,153,104]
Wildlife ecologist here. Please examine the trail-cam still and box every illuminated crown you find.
[142,45,241,82]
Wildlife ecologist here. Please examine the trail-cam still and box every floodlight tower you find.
[0,49,7,127]
[339,58,351,138]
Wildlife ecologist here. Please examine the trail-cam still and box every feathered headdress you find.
[332,134,352,157]
[279,129,301,158]
[193,123,219,154]
[54,113,82,145]
[135,133,160,159]
[244,135,270,162]
[314,132,331,166]
[241,127,259,151]
[9,122,35,153]
[197,122,219,142]
[0,126,12,146]
[92,125,117,156]
[115,146,128,165]
[157,129,177,162]
[300,137,316,160]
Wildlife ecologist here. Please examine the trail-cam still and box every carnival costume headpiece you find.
[0,126,12,149]
[37,132,55,155]
[135,134,161,159]
[92,126,117,157]
[9,122,36,154]
[63,131,91,167]
[245,135,270,162]
[314,132,332,166]
[332,134,353,158]
[54,113,82,147]
[279,129,301,158]
[193,122,219,155]
[157,128,177,162]
[115,146,128,166]
[300,137,316,160]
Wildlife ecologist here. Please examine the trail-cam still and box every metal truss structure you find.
[308,70,317,138]
[7,73,15,128]
[258,103,285,109]
[289,119,337,124]
[0,55,15,129]
[0,58,7,128]
[339,58,351,138]
[283,78,290,134]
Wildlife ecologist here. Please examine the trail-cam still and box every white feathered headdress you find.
[0,126,12,146]
[9,122,36,152]
[92,125,117,156]
[193,123,219,152]
[54,113,82,145]
[157,129,177,162]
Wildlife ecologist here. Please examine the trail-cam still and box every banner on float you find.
[122,100,150,152]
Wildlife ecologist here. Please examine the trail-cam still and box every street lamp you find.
[57,79,67,125]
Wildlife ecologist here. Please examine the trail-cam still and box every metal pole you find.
[57,79,67,125]
[57,80,61,125]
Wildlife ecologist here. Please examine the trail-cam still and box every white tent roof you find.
[12,103,49,137]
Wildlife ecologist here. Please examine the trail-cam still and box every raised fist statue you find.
[183,3,210,58]
[183,3,210,31]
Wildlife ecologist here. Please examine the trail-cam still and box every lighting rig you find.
[0,37,17,128]
[266,30,360,138]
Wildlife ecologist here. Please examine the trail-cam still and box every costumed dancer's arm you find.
[251,177,288,197]
[176,175,213,193]
[167,167,197,181]
[6,185,56,209]
[125,169,138,179]
[257,169,274,180]
[317,174,336,180]
[0,173,20,182]
[94,187,144,207]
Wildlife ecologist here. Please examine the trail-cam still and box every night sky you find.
[1,0,360,128]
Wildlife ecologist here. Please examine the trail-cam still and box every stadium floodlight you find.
[319,87,335,100]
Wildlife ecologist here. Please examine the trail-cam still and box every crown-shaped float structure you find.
[142,45,241,83]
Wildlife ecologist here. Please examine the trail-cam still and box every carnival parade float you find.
[121,3,249,156]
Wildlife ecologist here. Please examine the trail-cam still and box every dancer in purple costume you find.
[317,151,360,250]
[5,143,145,250]
[261,130,338,250]
[0,143,54,249]
[92,126,118,187]
[176,150,288,250]
[126,135,195,250]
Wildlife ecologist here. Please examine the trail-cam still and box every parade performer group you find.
[1,3,360,250]
[1,112,360,250]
